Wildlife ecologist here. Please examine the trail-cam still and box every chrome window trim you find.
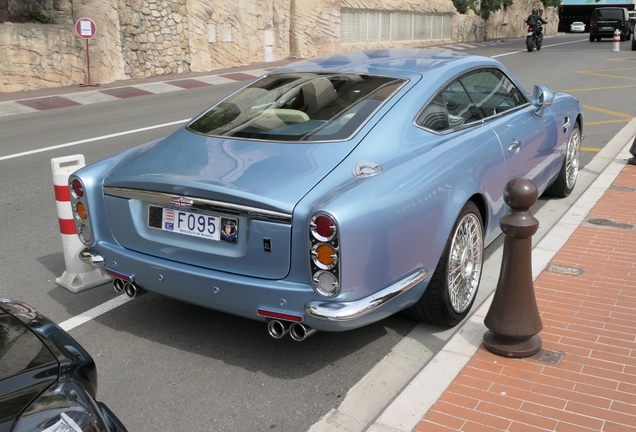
[104,187,292,223]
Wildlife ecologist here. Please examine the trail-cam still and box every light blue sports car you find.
[69,49,583,341]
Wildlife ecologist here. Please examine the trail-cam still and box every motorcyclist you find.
[525,8,548,34]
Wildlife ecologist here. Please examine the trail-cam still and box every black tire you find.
[589,33,595,42]
[404,202,484,327]
[545,123,581,198]
[632,36,636,50]
[526,37,534,52]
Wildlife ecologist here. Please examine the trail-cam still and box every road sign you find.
[75,17,96,39]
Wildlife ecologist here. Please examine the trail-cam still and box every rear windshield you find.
[187,73,407,142]
[594,8,624,19]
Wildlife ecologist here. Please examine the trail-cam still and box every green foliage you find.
[452,0,551,20]
[27,10,51,23]
[540,0,561,8]
[453,0,477,15]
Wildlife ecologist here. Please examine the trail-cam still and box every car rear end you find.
[69,70,417,333]
[590,7,629,40]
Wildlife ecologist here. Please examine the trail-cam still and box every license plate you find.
[148,205,238,242]
[162,208,220,240]
[527,31,533,36]
[601,27,613,31]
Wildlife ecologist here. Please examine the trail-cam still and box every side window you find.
[442,80,482,126]
[459,69,526,118]
[416,80,481,132]
[416,94,449,132]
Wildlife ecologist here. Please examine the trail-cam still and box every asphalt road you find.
[0,33,634,432]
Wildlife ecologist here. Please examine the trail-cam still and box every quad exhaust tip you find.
[113,278,146,298]
[267,320,317,341]
[290,322,317,342]
[267,320,289,339]
[113,278,125,294]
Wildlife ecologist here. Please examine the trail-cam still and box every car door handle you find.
[562,117,571,134]
[508,140,522,154]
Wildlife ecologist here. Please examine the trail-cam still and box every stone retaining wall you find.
[0,0,558,93]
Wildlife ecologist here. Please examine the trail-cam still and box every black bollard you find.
[628,135,636,166]
[483,178,543,358]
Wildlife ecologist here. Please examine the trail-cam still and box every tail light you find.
[69,176,93,245]
[309,213,340,297]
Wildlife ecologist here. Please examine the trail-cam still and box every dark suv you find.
[589,7,631,41]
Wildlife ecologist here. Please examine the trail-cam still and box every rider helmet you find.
[532,8,538,15]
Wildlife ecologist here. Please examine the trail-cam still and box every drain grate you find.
[609,185,636,192]
[585,218,634,231]
[546,264,584,276]
[529,348,564,365]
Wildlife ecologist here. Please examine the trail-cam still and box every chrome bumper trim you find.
[306,269,428,322]
[104,187,292,224]
[79,248,105,267]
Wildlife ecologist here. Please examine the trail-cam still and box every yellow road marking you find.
[607,57,636,63]
[563,84,636,92]
[580,67,636,72]
[578,71,636,81]
[582,105,633,119]
[581,147,601,152]
[586,119,632,125]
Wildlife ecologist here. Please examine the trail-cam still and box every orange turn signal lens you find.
[75,202,88,220]
[312,243,337,269]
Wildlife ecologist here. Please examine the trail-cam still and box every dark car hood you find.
[102,128,360,213]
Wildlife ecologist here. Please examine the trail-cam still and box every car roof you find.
[273,49,500,80]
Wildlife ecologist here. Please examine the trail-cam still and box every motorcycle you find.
[526,21,544,52]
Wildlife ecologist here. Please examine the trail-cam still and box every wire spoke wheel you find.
[447,213,483,314]
[404,201,484,327]
[565,126,581,191]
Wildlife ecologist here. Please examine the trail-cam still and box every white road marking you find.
[0,119,188,162]
[59,295,132,331]
[491,38,587,58]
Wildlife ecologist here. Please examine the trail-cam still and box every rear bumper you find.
[80,246,428,332]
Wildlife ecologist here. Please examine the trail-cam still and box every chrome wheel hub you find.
[448,213,483,314]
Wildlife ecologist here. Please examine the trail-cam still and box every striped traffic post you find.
[612,29,621,52]
[51,155,111,293]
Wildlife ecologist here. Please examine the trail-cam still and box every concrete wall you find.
[0,0,558,93]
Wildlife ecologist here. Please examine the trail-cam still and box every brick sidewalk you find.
[415,164,636,431]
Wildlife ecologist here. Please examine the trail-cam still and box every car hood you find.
[103,128,360,213]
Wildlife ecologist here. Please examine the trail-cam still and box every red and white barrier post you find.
[51,155,111,293]
[612,29,621,52]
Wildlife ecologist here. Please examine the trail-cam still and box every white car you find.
[570,21,586,33]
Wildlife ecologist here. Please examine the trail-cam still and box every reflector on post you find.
[51,155,111,293]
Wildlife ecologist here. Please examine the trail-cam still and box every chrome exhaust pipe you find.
[267,320,289,339]
[113,278,125,294]
[123,282,146,299]
[289,323,317,342]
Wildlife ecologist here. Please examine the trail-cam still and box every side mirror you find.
[532,85,554,118]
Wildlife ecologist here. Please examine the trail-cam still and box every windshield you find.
[187,73,407,142]
[594,9,623,19]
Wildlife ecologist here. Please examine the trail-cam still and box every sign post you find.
[75,17,99,87]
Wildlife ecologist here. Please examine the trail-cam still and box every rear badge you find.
[221,218,238,242]
[171,196,193,207]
